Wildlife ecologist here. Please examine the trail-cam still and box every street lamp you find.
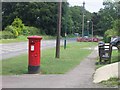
[37,17,39,19]
[87,20,94,42]
[91,21,93,42]
[87,20,90,37]
[82,1,85,38]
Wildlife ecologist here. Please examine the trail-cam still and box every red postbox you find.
[27,36,42,74]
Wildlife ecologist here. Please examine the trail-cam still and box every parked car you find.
[110,37,120,47]
[93,37,100,42]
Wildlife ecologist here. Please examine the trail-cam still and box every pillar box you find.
[27,36,42,74]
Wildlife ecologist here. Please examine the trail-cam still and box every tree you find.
[68,6,92,35]
[112,19,120,36]
[2,2,93,36]
[92,0,119,36]
[4,17,25,37]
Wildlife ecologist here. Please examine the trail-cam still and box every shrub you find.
[27,26,41,35]
[4,17,42,37]
[4,17,26,37]
[103,36,111,43]
[4,25,18,37]
[22,26,29,35]
[0,31,15,39]
[12,17,25,35]
[104,29,117,43]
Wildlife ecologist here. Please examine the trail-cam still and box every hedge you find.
[0,31,15,39]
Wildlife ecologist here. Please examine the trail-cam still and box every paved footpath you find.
[1,47,108,88]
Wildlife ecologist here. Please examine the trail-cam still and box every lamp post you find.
[64,2,68,50]
[87,20,90,37]
[87,20,93,41]
[82,1,85,38]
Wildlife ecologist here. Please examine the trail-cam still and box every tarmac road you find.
[0,38,76,60]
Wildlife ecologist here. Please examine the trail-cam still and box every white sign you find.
[31,45,34,51]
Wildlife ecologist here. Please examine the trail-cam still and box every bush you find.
[4,25,18,37]
[22,26,29,35]
[4,17,26,37]
[103,36,111,43]
[12,17,25,35]
[104,29,117,43]
[0,31,15,39]
[26,26,41,35]
[4,17,42,37]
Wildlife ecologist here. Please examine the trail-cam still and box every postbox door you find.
[29,39,40,66]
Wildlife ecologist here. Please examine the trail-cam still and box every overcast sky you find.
[67,0,104,13]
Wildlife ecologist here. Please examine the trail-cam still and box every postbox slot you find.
[31,45,34,51]
[30,40,35,44]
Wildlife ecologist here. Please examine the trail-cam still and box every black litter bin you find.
[98,43,112,64]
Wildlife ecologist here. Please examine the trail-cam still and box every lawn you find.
[0,34,76,44]
[0,35,56,43]
[0,42,97,75]
[100,77,120,87]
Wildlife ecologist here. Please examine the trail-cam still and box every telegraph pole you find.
[82,1,85,38]
[55,1,62,58]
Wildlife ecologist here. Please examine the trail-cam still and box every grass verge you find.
[0,34,76,44]
[0,35,56,43]
[0,42,97,75]
[100,77,120,87]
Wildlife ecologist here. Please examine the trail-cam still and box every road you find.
[0,38,76,60]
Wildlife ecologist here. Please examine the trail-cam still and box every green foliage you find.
[105,29,117,37]
[0,35,56,43]
[24,26,41,35]
[3,2,119,37]
[103,36,111,43]
[92,1,118,36]
[68,6,92,35]
[100,77,120,87]
[0,31,14,39]
[113,19,120,36]
[4,17,41,37]
[4,25,18,37]
[104,19,120,41]
[2,2,58,36]
[2,2,91,36]
[4,17,25,37]
[11,17,25,35]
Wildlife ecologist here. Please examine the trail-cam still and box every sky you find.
[67,0,104,13]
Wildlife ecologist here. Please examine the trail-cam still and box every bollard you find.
[27,36,42,74]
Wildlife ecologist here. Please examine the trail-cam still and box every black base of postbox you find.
[28,65,40,74]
